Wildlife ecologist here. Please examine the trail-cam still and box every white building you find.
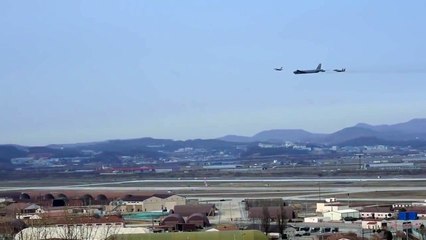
[258,143,286,148]
[112,194,186,213]
[293,145,311,151]
[362,220,426,231]
[366,162,415,170]
[361,220,387,230]
[392,203,412,208]
[360,207,395,219]
[323,209,360,221]
[316,202,349,213]
[304,216,331,223]
[363,145,389,153]
[10,157,34,165]
[0,197,14,203]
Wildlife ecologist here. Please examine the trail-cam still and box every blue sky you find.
[2,0,426,145]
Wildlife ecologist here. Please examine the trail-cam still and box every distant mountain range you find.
[0,138,241,165]
[219,118,426,145]
[2,119,426,165]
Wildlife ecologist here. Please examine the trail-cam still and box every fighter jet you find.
[333,68,346,72]
[274,67,283,71]
[293,64,325,74]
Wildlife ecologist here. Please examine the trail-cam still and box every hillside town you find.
[3,141,426,180]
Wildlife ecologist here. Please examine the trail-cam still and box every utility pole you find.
[318,181,321,201]
[230,201,233,221]
[347,193,350,208]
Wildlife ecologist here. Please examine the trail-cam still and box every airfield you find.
[2,177,426,204]
[2,176,426,236]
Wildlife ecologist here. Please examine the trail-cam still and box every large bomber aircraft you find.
[293,64,325,74]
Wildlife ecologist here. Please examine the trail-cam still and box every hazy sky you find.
[2,0,426,145]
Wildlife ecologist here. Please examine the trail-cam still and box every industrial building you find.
[113,194,186,213]
[323,209,360,221]
[316,202,349,213]
[173,204,216,217]
[247,206,295,220]
[360,206,395,219]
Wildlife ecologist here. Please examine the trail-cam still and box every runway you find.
[1,177,426,203]
[1,176,426,191]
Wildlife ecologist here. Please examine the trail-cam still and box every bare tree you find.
[0,218,25,240]
[261,206,271,234]
[99,223,121,240]
[419,224,426,240]
[56,224,79,240]
[13,204,123,240]
[276,205,288,236]
[55,209,122,240]
[16,218,50,240]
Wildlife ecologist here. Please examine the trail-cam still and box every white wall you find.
[323,212,342,221]
[304,217,331,223]
[15,225,142,240]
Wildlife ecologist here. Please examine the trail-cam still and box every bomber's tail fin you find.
[316,64,322,70]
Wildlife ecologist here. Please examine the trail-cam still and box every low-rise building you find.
[173,204,216,217]
[112,194,186,213]
[304,216,331,223]
[361,220,387,230]
[360,206,395,219]
[316,202,349,213]
[4,203,41,219]
[392,203,412,208]
[186,213,210,228]
[323,209,360,221]
[0,197,14,203]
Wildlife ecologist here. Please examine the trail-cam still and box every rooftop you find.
[173,204,216,217]
[336,209,359,213]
